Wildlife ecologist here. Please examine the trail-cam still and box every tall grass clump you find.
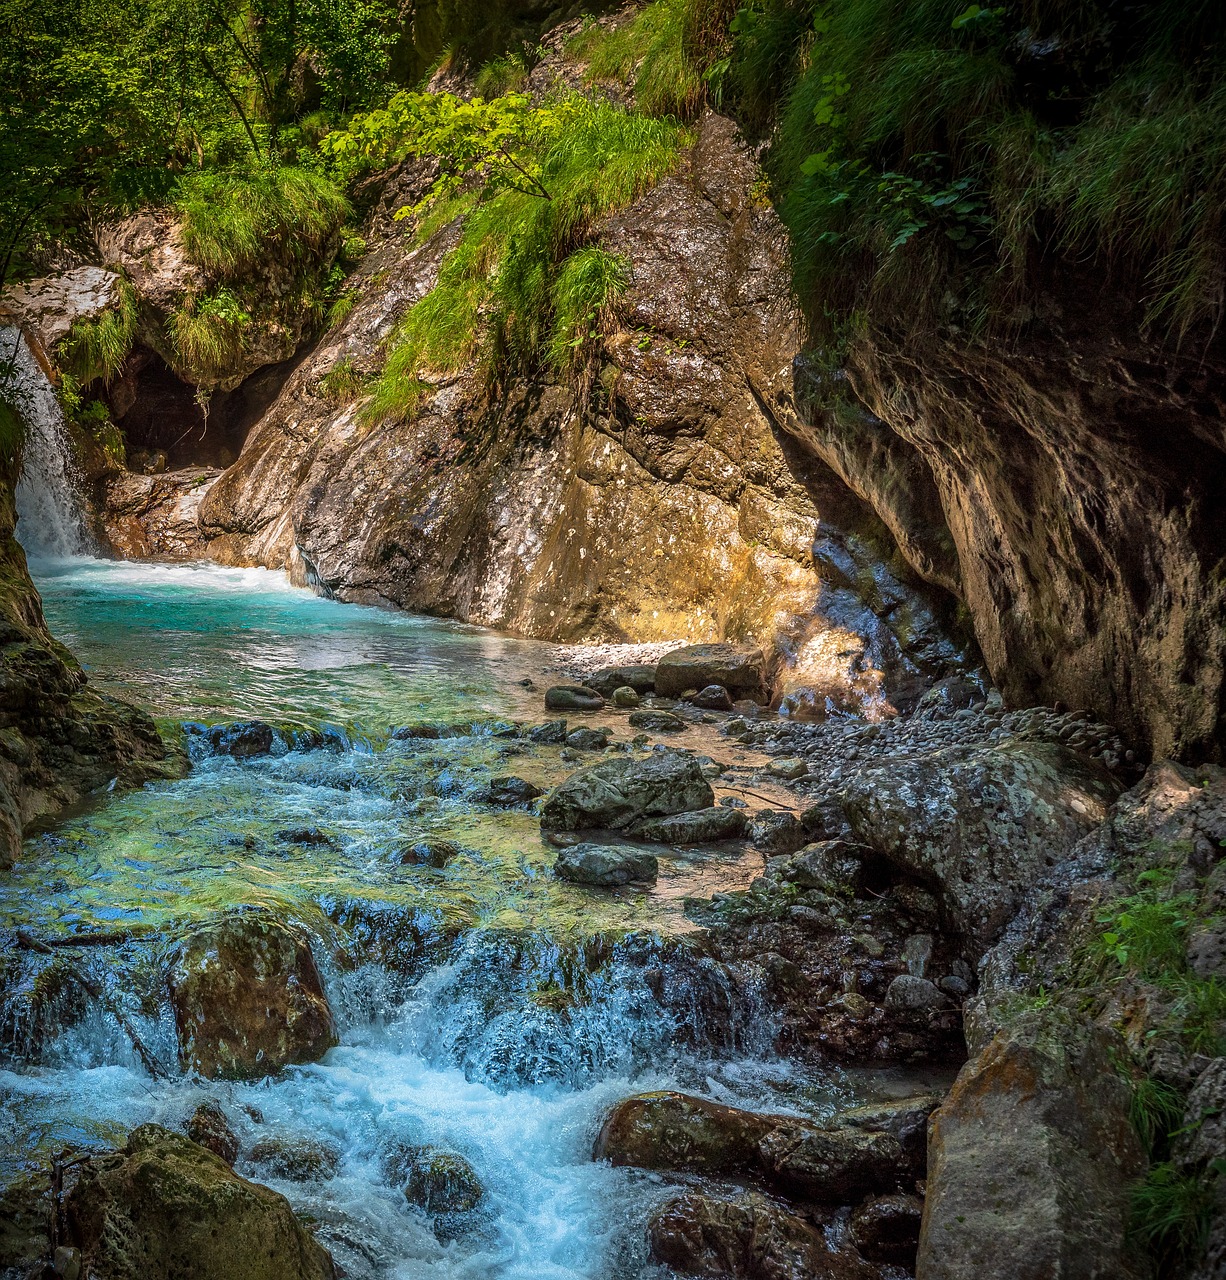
[168,289,251,383]
[548,247,629,371]
[365,98,683,423]
[571,0,707,118]
[58,280,139,386]
[175,166,350,278]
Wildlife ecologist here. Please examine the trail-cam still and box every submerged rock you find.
[540,752,714,832]
[63,1125,334,1280]
[655,644,768,703]
[402,1147,484,1215]
[648,1188,877,1280]
[248,1136,341,1182]
[544,685,605,712]
[918,1008,1144,1280]
[627,709,686,733]
[168,912,337,1079]
[553,843,659,886]
[630,806,749,843]
[398,837,463,868]
[185,1101,240,1166]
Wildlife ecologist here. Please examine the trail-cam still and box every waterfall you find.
[2,324,90,559]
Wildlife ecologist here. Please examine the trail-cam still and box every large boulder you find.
[655,643,768,702]
[3,265,126,352]
[63,1124,334,1280]
[540,752,714,832]
[584,664,658,697]
[827,739,1121,948]
[168,913,337,1079]
[596,1091,908,1202]
[917,1008,1145,1280]
[648,1189,878,1280]
[553,842,658,886]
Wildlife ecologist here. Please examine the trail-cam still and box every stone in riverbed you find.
[63,1124,334,1280]
[554,843,658,886]
[648,1189,878,1280]
[655,644,768,703]
[628,709,686,733]
[583,664,658,697]
[689,684,734,711]
[203,720,276,758]
[398,838,463,868]
[403,1147,485,1214]
[525,719,568,743]
[751,809,807,855]
[540,752,714,832]
[884,974,948,1011]
[918,1007,1144,1280]
[767,757,808,781]
[850,1193,924,1267]
[566,726,611,751]
[610,685,641,707]
[185,1101,240,1165]
[630,806,749,843]
[248,1136,341,1182]
[481,775,544,807]
[168,912,336,1080]
[544,685,605,712]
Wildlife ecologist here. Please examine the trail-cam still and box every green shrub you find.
[316,357,368,404]
[548,247,630,370]
[1130,1162,1216,1272]
[169,289,251,382]
[175,166,351,278]
[1095,876,1195,979]
[1129,1075,1186,1158]
[58,280,139,386]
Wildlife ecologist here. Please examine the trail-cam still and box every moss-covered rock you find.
[64,1124,335,1280]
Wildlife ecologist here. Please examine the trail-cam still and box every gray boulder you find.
[540,752,714,832]
[655,644,768,702]
[584,665,658,697]
[628,709,686,733]
[554,843,658,886]
[630,807,749,843]
[544,685,605,712]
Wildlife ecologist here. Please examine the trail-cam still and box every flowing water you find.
[0,549,884,1279]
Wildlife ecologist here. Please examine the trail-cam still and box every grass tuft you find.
[548,246,629,371]
[1130,1162,1216,1272]
[316,358,367,404]
[168,289,251,383]
[58,280,139,386]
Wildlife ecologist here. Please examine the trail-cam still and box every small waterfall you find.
[2,324,90,558]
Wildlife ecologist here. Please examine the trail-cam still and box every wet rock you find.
[63,1124,334,1280]
[274,826,333,846]
[831,739,1121,948]
[919,1008,1144,1280]
[596,1091,907,1202]
[168,912,337,1080]
[648,1189,877,1280]
[566,726,611,751]
[903,933,934,978]
[767,758,808,780]
[185,1101,240,1165]
[611,686,641,707]
[482,775,544,807]
[525,719,568,744]
[391,722,447,740]
[554,843,658,887]
[788,841,868,892]
[584,665,658,697]
[884,974,947,1011]
[544,685,605,712]
[833,1096,940,1180]
[204,721,276,758]
[849,1193,923,1267]
[630,806,749,843]
[690,684,734,711]
[540,752,714,832]
[751,810,807,856]
[627,709,686,733]
[655,644,768,703]
[403,1147,484,1215]
[398,838,462,868]
[0,1170,52,1275]
[248,1136,341,1182]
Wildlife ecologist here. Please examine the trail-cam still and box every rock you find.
[939,974,971,999]
[832,739,1121,948]
[544,685,605,712]
[275,826,332,846]
[912,676,987,720]
[647,1189,877,1280]
[596,1091,907,1202]
[850,1193,923,1267]
[787,841,867,892]
[398,838,461,868]
[690,684,735,711]
[584,665,658,697]
[751,810,807,856]
[768,757,809,780]
[204,721,276,758]
[610,686,641,707]
[630,806,749,843]
[3,265,126,351]
[918,1008,1145,1280]
[403,1147,484,1214]
[99,468,221,561]
[185,1101,240,1165]
[54,1245,82,1280]
[63,1124,333,1280]
[540,752,714,831]
[884,974,947,1011]
[565,726,611,750]
[248,1136,341,1181]
[1187,919,1226,981]
[525,719,568,743]
[0,1170,53,1275]
[482,775,544,806]
[903,933,935,978]
[655,644,768,703]
[1176,1059,1226,1280]
[627,709,686,733]
[168,912,337,1079]
[554,843,658,886]
[834,1096,940,1179]
[391,722,446,740]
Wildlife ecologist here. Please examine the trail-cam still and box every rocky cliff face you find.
[791,307,1226,761]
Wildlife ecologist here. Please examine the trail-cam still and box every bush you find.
[58,280,139,386]
[168,289,251,382]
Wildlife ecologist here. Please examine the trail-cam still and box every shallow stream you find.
[1,555,900,1279]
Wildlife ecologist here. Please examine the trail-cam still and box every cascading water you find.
[2,324,90,558]
[0,559,888,1279]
